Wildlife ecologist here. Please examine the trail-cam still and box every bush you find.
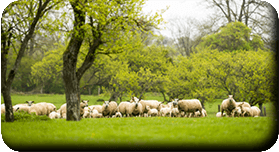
[1,111,51,122]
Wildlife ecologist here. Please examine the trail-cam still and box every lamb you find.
[91,107,103,118]
[83,107,92,118]
[171,107,179,117]
[239,102,252,117]
[102,101,118,118]
[220,95,237,117]
[116,102,131,117]
[177,99,203,118]
[113,112,122,118]
[127,99,143,117]
[250,106,261,117]
[1,104,5,114]
[16,106,30,113]
[233,107,242,117]
[216,112,226,117]
[49,111,61,119]
[146,106,158,117]
[59,102,87,119]
[160,104,172,117]
[194,109,207,117]
[29,102,56,116]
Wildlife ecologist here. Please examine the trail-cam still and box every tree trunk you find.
[258,102,264,116]
[62,0,86,121]
[2,86,14,122]
[98,86,101,96]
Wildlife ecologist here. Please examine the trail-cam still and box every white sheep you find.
[193,109,207,117]
[102,101,118,118]
[239,102,252,117]
[29,102,54,116]
[220,95,237,117]
[49,111,61,119]
[15,106,30,113]
[1,104,5,114]
[114,112,122,117]
[235,102,251,108]
[130,96,160,114]
[83,107,92,118]
[176,99,203,118]
[160,104,172,117]
[91,107,103,118]
[250,106,261,117]
[116,102,131,117]
[146,106,158,117]
[58,102,87,119]
[127,99,143,117]
[171,107,179,117]
[88,105,103,113]
[82,100,89,107]
[216,112,226,117]
[233,107,242,117]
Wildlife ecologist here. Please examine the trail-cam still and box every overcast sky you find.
[142,0,211,36]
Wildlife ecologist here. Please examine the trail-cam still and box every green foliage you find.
[197,22,265,52]
[1,111,51,122]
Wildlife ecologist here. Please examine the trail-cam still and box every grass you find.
[1,94,278,150]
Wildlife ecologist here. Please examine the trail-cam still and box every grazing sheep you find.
[239,102,252,117]
[220,95,237,117]
[59,102,87,119]
[102,101,118,118]
[117,102,131,117]
[250,106,261,117]
[49,111,61,119]
[127,99,143,117]
[216,112,226,117]
[16,106,30,113]
[177,99,203,118]
[146,106,159,117]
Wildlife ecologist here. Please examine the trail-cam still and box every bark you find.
[258,102,264,116]
[62,0,86,121]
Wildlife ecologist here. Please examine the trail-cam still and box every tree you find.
[197,21,265,52]
[204,0,275,49]
[62,0,165,121]
[1,0,60,122]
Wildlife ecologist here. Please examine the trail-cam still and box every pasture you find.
[1,94,278,150]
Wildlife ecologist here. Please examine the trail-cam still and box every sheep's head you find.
[134,99,139,107]
[26,101,34,106]
[104,101,110,108]
[173,99,179,105]
[82,100,89,107]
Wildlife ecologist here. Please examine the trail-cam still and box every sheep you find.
[102,101,118,118]
[1,104,5,114]
[233,107,242,117]
[114,112,122,117]
[49,111,61,119]
[250,106,261,117]
[127,99,143,117]
[160,104,172,117]
[235,102,251,108]
[220,95,237,117]
[130,96,161,114]
[29,102,56,116]
[83,107,92,118]
[16,106,30,113]
[116,102,131,117]
[90,107,103,118]
[59,102,87,119]
[239,102,252,117]
[82,100,89,107]
[146,105,159,117]
[193,109,207,117]
[216,112,226,117]
[15,101,34,107]
[88,105,103,113]
[171,107,179,117]
[177,99,203,118]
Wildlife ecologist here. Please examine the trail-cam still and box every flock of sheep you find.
[1,95,261,119]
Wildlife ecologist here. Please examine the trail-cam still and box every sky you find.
[142,0,211,36]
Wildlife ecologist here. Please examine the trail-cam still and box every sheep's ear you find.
[32,101,34,103]
[26,101,28,103]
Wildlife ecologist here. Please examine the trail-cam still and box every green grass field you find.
[1,94,278,150]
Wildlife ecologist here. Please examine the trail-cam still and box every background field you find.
[1,94,278,150]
